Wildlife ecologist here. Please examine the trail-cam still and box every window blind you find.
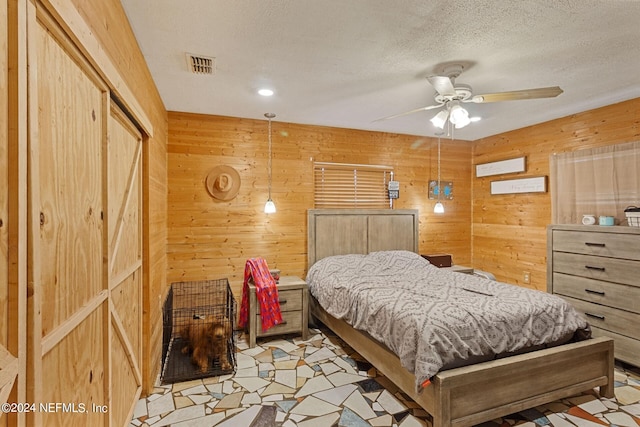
[313,162,393,209]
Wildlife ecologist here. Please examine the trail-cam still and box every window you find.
[313,162,393,209]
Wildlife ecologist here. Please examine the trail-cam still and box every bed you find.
[307,209,614,427]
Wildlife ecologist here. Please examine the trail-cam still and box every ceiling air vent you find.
[186,53,215,75]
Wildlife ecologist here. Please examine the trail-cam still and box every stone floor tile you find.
[174,396,193,409]
[604,411,640,427]
[303,346,337,364]
[578,398,608,415]
[132,398,147,419]
[216,392,244,409]
[171,412,226,427]
[153,405,206,427]
[326,371,368,387]
[319,361,342,376]
[294,375,334,398]
[310,383,358,408]
[132,329,639,427]
[233,376,270,393]
[343,389,377,420]
[147,392,175,418]
[298,412,341,427]
[377,389,407,415]
[275,369,298,389]
[215,404,261,427]
[620,403,640,416]
[291,396,342,416]
[616,386,640,406]
[241,391,262,405]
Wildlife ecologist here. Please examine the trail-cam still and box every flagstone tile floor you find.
[130,329,640,427]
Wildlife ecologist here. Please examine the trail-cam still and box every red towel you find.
[238,258,283,332]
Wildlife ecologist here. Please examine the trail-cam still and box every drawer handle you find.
[585,242,606,247]
[585,289,605,296]
[279,299,287,304]
[279,320,288,325]
[585,265,605,272]
[585,312,605,321]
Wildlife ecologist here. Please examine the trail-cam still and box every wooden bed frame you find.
[307,209,614,427]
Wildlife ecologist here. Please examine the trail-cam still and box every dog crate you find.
[161,278,236,384]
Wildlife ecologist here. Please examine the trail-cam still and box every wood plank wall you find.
[59,0,168,393]
[472,98,640,291]
[168,112,472,300]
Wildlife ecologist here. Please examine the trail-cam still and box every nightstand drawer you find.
[256,289,302,314]
[256,310,303,337]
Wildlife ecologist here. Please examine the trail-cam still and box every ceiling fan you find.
[376,64,563,130]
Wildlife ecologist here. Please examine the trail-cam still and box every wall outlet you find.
[523,271,531,284]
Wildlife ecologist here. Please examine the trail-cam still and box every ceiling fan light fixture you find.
[430,110,449,129]
[448,102,468,123]
[454,115,471,129]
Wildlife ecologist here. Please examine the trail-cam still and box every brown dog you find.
[179,316,232,373]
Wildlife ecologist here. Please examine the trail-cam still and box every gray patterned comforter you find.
[306,250,590,390]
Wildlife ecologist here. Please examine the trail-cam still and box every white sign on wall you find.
[476,157,526,177]
[490,176,547,195]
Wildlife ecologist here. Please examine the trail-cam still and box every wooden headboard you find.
[307,209,419,267]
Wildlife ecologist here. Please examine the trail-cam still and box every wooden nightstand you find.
[247,276,309,348]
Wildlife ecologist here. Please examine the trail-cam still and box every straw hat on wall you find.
[206,165,241,201]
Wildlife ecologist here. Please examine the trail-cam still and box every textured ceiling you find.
[120,0,640,141]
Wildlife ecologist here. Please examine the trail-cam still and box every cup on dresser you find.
[582,214,596,225]
[599,216,614,226]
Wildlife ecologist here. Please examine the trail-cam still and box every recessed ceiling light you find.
[258,88,274,97]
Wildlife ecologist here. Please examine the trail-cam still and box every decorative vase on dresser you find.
[547,224,640,367]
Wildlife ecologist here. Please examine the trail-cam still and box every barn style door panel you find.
[27,5,143,427]
[32,9,107,427]
[108,102,143,424]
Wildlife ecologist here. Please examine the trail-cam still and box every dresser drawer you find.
[552,272,640,314]
[552,230,640,261]
[562,295,640,340]
[552,251,639,287]
[591,326,640,367]
[256,310,303,337]
[255,289,302,314]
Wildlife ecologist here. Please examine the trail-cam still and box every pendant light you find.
[264,113,276,214]
[434,132,444,214]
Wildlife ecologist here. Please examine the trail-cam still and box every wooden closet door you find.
[31,8,107,427]
[107,101,143,425]
[29,6,145,426]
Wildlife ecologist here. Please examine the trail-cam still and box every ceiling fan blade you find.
[427,75,456,97]
[373,103,444,122]
[469,86,563,103]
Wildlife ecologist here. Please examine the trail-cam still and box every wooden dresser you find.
[547,225,640,367]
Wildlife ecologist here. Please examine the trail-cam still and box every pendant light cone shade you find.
[264,113,276,214]
[448,101,471,129]
[430,110,449,129]
[264,199,276,213]
[434,133,444,214]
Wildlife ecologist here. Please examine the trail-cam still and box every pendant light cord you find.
[437,135,441,202]
[265,112,276,199]
[267,116,272,199]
